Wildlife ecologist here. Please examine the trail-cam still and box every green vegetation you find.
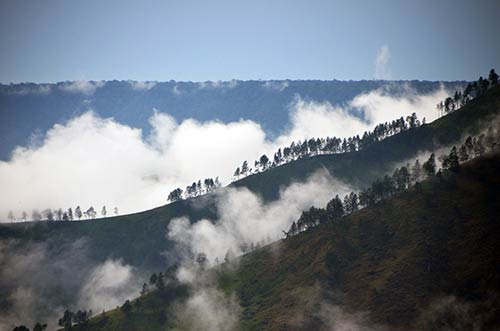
[78,151,500,331]
[3,78,500,331]
[1,84,499,273]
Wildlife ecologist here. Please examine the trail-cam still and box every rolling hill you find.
[80,148,500,331]
[1,84,498,272]
[1,83,499,330]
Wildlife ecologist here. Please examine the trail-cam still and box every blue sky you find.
[1,0,499,83]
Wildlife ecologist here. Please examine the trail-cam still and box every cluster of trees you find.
[286,126,500,237]
[234,113,424,180]
[140,271,167,295]
[7,205,119,222]
[166,69,499,205]
[12,323,47,331]
[437,69,498,116]
[167,177,221,202]
[58,309,92,331]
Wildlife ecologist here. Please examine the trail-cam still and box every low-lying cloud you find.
[0,238,139,330]
[78,259,141,313]
[128,81,157,91]
[59,81,105,95]
[168,171,353,265]
[171,288,240,331]
[0,86,449,219]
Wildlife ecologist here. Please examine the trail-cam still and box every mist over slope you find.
[73,148,500,331]
[0,81,454,218]
[0,83,498,330]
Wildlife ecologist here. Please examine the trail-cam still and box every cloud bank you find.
[59,81,105,95]
[0,87,449,220]
[128,81,157,91]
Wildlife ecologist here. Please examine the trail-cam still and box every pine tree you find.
[489,68,499,85]
[423,153,436,177]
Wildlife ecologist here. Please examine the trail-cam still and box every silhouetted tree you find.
[326,195,344,219]
[75,206,82,220]
[343,192,359,214]
[149,273,158,285]
[74,310,91,328]
[411,159,423,182]
[58,310,75,330]
[489,69,499,85]
[167,188,183,202]
[473,135,486,156]
[423,153,436,177]
[86,206,96,219]
[393,166,411,191]
[55,208,63,221]
[458,144,469,162]
[441,146,460,171]
[259,154,269,170]
[240,161,249,176]
[358,189,373,207]
[42,209,54,221]
[234,167,240,179]
[156,272,165,290]
[140,282,148,296]
[121,300,132,316]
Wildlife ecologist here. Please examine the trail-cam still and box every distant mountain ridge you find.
[0,79,462,160]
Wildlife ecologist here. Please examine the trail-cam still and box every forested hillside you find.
[73,149,500,331]
[1,84,499,271]
[2,82,499,331]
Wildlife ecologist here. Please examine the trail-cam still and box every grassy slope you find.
[225,153,500,330]
[84,152,500,331]
[1,85,499,272]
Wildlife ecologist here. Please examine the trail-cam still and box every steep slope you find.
[1,84,499,273]
[223,152,500,330]
[85,152,500,331]
[234,83,500,200]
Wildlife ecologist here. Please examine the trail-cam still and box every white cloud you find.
[198,80,238,89]
[374,45,391,80]
[78,259,140,312]
[128,81,157,91]
[9,85,52,95]
[278,86,447,146]
[262,80,289,92]
[59,81,105,95]
[172,84,182,95]
[167,171,354,265]
[172,288,240,331]
[0,87,449,219]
